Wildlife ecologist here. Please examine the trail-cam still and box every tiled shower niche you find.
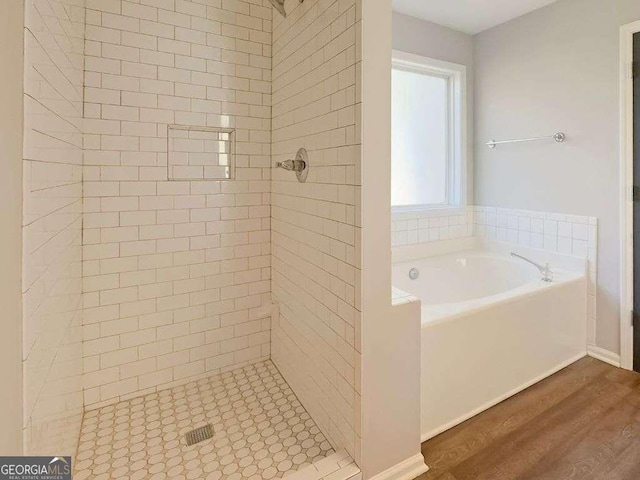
[168,125,235,181]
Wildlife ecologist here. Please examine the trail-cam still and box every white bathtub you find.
[393,239,587,441]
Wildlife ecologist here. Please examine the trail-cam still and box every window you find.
[392,51,467,212]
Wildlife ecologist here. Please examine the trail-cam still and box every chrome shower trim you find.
[270,0,287,17]
[270,0,304,18]
[276,147,309,183]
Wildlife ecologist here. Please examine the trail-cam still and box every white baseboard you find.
[587,345,621,367]
[367,454,428,480]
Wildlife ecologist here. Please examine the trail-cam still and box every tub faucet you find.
[511,253,553,282]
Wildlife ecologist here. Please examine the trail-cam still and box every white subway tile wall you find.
[270,0,362,464]
[22,0,86,455]
[82,0,273,408]
[474,206,598,346]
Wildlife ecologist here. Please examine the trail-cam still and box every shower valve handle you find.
[275,148,309,183]
[276,159,306,173]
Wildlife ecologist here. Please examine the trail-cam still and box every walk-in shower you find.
[15,0,365,477]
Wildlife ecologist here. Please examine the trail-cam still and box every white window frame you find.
[391,50,468,215]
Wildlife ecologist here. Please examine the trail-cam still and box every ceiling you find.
[392,0,560,35]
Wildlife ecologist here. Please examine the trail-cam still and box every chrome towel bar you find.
[486,132,565,149]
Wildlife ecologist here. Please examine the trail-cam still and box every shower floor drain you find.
[184,424,213,446]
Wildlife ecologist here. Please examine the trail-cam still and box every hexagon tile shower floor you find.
[74,360,334,480]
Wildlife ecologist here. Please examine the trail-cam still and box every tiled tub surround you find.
[473,206,598,347]
[392,206,599,347]
[82,0,273,408]
[23,0,86,455]
[392,207,475,247]
[472,207,596,259]
[270,0,362,463]
[75,360,335,480]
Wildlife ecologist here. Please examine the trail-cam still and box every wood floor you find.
[415,357,640,480]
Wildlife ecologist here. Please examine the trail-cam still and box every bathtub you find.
[393,239,587,441]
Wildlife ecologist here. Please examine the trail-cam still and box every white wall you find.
[392,12,474,203]
[22,0,85,455]
[474,0,640,354]
[0,0,25,456]
[361,4,424,479]
[82,0,272,408]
